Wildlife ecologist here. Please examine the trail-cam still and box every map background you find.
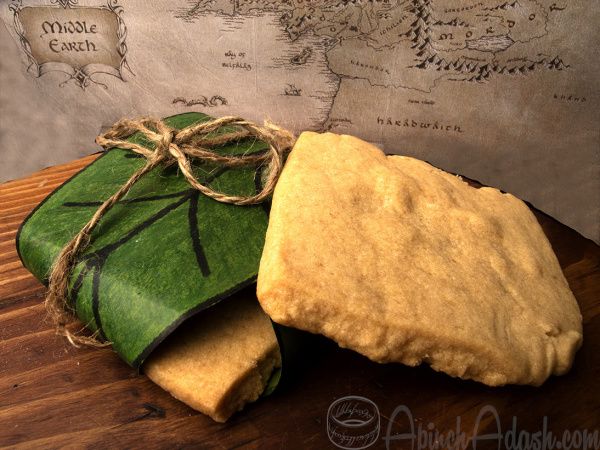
[0,0,598,243]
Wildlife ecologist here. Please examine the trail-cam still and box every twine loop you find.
[46,115,295,347]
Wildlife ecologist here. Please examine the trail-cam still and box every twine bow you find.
[46,115,296,347]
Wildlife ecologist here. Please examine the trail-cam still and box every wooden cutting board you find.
[1,155,598,449]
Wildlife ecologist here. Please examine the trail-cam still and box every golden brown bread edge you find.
[257,131,583,387]
[144,292,281,422]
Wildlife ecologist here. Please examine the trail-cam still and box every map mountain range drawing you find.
[403,0,569,83]
[178,0,570,89]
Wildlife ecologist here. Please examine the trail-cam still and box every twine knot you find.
[156,129,175,160]
[46,115,296,347]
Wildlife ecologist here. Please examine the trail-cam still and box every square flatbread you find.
[257,131,582,386]
[144,291,280,422]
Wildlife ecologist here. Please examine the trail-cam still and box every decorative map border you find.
[9,0,132,89]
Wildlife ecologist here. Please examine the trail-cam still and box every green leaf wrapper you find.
[16,112,274,370]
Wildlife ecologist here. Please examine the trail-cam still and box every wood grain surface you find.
[1,156,599,450]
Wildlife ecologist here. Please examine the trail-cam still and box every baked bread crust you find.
[144,293,280,422]
[257,131,582,386]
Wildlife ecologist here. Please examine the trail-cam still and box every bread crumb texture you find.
[144,292,281,422]
[257,131,582,386]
